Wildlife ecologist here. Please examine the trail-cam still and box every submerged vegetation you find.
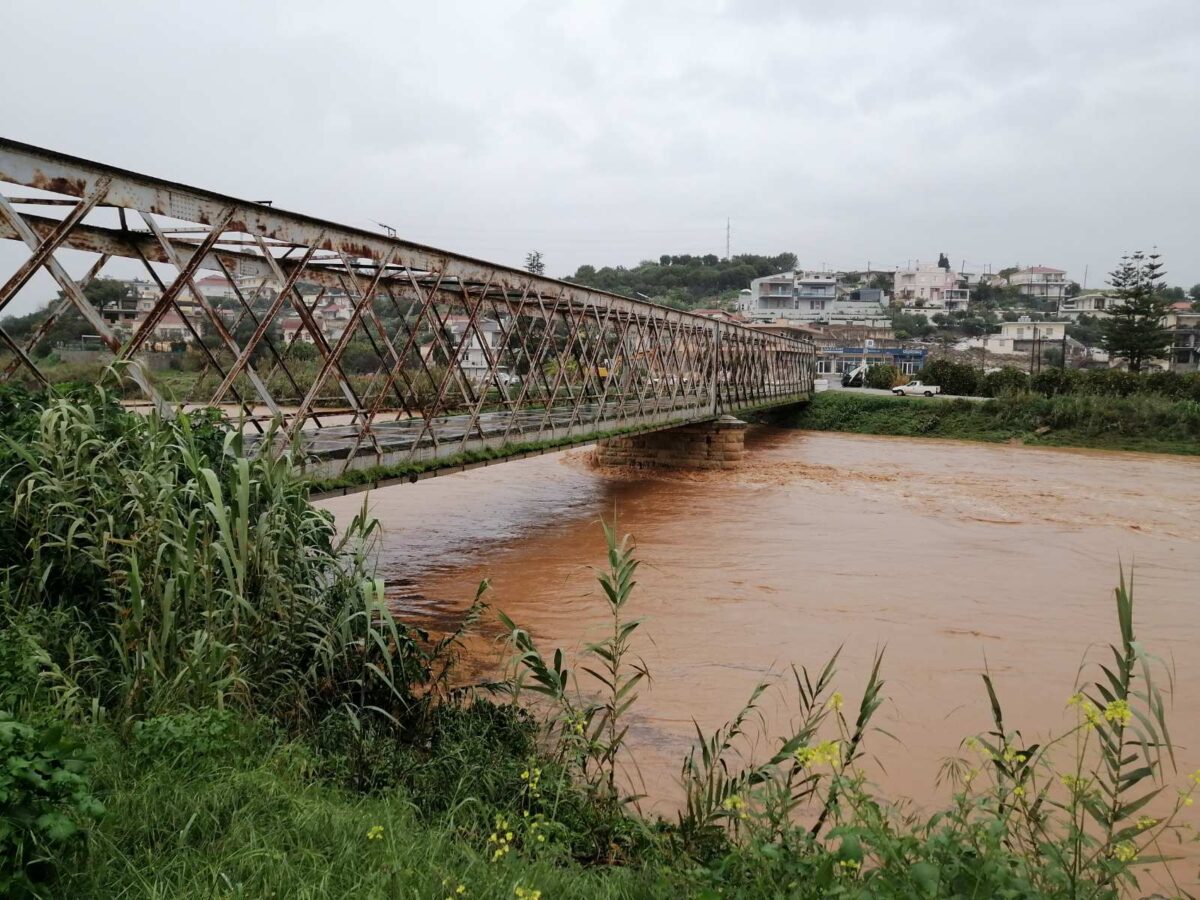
[2,380,1197,897]
[781,391,1200,455]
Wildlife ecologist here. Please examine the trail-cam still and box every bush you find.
[0,712,104,897]
[917,359,979,396]
[1030,367,1079,396]
[979,366,1028,397]
[865,364,899,390]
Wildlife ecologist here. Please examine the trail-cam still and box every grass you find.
[64,721,672,900]
[3,381,1197,898]
[775,391,1200,455]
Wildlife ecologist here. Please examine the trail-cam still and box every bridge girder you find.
[0,137,815,475]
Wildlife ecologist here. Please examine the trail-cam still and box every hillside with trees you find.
[564,253,798,309]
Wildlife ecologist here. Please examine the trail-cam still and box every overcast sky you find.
[2,0,1199,314]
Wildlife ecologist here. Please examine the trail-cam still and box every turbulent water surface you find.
[317,428,1200,830]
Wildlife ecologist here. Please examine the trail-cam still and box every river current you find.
[317,428,1200,841]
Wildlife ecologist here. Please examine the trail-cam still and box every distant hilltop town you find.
[715,255,1198,380]
[8,251,1198,385]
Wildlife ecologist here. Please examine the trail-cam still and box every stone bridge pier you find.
[594,415,748,470]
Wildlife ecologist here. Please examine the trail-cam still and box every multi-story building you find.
[748,322,926,377]
[892,263,969,311]
[1058,293,1114,320]
[738,271,888,325]
[1010,266,1068,302]
[1166,304,1200,373]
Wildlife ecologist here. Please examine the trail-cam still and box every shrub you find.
[918,359,979,396]
[0,712,104,897]
[979,366,1028,397]
[1030,367,1079,396]
[864,364,899,390]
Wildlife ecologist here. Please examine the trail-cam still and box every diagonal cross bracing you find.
[0,136,815,476]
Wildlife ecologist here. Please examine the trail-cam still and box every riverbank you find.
[4,384,1198,897]
[773,391,1200,455]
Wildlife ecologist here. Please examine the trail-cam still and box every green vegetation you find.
[914,358,1200,401]
[1099,251,1174,372]
[566,253,798,310]
[3,381,1198,897]
[783,391,1200,455]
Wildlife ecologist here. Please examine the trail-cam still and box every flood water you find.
[317,428,1200,837]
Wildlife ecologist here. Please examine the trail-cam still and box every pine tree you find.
[1098,250,1171,372]
[524,251,545,276]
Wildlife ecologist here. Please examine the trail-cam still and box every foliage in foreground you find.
[1,382,1197,897]
[785,390,1200,454]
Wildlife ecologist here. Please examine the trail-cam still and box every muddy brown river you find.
[318,428,1200,861]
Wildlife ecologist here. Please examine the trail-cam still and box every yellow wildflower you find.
[366,825,384,841]
[1067,693,1084,707]
[520,770,530,780]
[828,692,844,712]
[1136,816,1157,831]
[1012,786,1026,798]
[1104,699,1133,727]
[722,794,748,820]
[514,887,542,900]
[794,740,841,768]
[838,859,861,873]
[1189,770,1200,786]
[1186,797,1195,807]
[1113,842,1137,863]
[1081,701,1101,729]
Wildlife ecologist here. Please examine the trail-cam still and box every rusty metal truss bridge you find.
[0,137,815,479]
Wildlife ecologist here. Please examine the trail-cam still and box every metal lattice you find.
[0,137,815,477]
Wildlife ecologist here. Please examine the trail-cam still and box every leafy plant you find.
[0,712,103,897]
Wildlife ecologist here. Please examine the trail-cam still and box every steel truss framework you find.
[0,138,815,475]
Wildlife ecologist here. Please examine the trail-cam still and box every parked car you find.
[892,380,941,397]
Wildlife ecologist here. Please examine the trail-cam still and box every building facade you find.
[738,271,888,325]
[1058,293,1113,320]
[1166,306,1200,373]
[1010,266,1068,302]
[892,263,969,311]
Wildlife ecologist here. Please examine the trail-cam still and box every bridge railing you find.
[0,137,814,474]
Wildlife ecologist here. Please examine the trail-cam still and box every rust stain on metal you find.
[0,137,815,474]
[30,171,87,197]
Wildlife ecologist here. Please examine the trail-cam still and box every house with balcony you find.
[892,262,970,311]
[1058,292,1114,320]
[738,271,887,325]
[1010,266,1068,302]
[1166,305,1200,373]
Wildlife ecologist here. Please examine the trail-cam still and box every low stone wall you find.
[594,416,748,470]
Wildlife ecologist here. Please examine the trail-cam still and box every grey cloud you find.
[0,0,1198,315]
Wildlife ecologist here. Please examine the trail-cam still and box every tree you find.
[1065,281,1081,298]
[1189,283,1200,305]
[524,251,545,276]
[1098,251,1172,373]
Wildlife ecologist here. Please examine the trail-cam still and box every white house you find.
[1010,266,1068,302]
[738,271,888,325]
[1058,293,1114,320]
[892,262,970,311]
[1000,319,1066,343]
[439,315,507,382]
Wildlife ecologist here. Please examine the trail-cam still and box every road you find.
[823,386,989,402]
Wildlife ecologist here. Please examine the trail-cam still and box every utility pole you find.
[725,218,731,260]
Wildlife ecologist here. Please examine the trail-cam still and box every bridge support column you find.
[594,415,748,471]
